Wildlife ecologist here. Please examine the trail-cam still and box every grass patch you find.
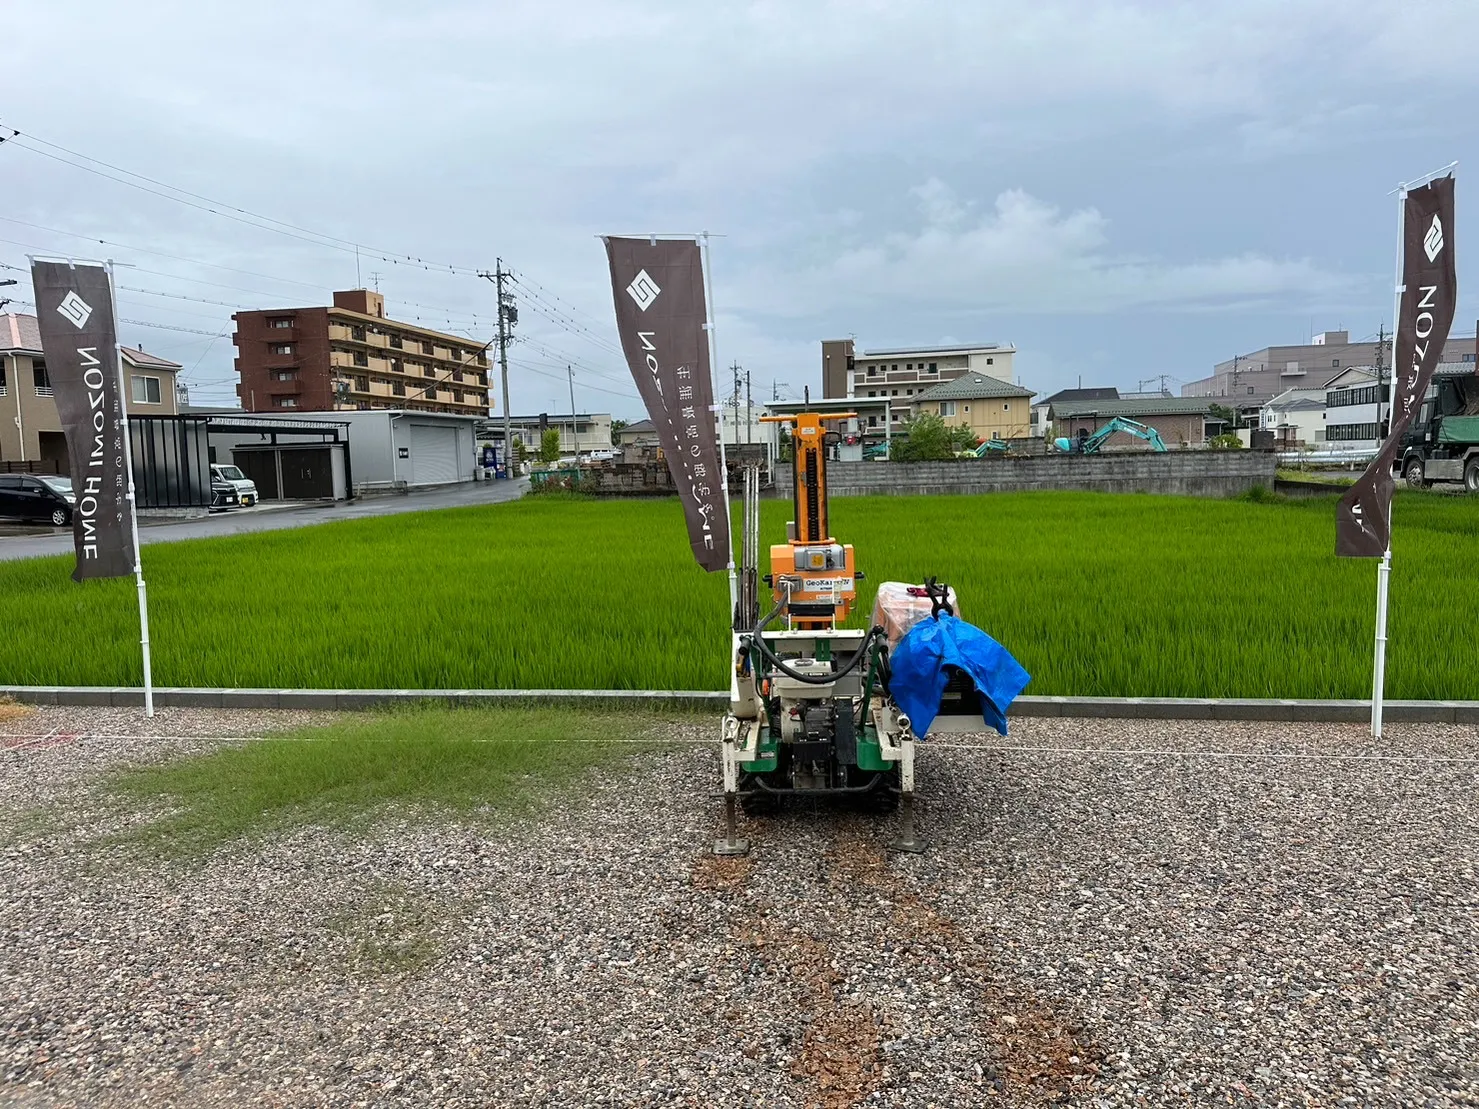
[2,491,1479,698]
[103,706,651,858]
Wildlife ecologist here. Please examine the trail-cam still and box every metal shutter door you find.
[410,423,459,485]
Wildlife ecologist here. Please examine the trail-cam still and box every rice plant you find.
[0,490,1475,699]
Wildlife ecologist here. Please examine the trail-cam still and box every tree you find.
[539,428,562,463]
[890,412,956,461]
[1207,403,1238,432]
[610,418,628,445]
[947,424,980,454]
[1208,432,1243,450]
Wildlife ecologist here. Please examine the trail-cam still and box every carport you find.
[204,415,352,502]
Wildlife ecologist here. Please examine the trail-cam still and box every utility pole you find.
[731,360,743,449]
[745,369,752,445]
[479,260,517,477]
[1374,325,1388,437]
[567,364,577,457]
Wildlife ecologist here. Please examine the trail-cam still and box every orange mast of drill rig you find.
[759,412,858,630]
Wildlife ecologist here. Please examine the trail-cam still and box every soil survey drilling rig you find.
[715,411,1030,857]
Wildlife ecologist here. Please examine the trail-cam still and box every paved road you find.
[0,478,530,562]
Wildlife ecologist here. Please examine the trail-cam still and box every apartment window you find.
[131,375,162,404]
[1332,358,1340,367]
[269,317,293,329]
[1247,386,1255,394]
[939,401,956,417]
[271,370,296,382]
[424,364,436,377]
[929,362,938,371]
[891,389,899,396]
[33,361,51,396]
[1464,353,1476,363]
[0,364,6,396]
[891,363,898,371]
[353,351,368,367]
[477,352,489,367]
[1002,403,1009,411]
[351,326,366,341]
[906,388,913,396]
[390,335,403,349]
[868,415,878,427]
[964,405,970,413]
[447,347,462,361]
[453,370,464,383]
[271,343,293,355]
[355,376,369,392]
[986,357,994,365]
[392,381,406,396]
[906,363,913,371]
[867,367,877,377]
[867,390,876,398]
[275,396,299,408]
[422,341,434,355]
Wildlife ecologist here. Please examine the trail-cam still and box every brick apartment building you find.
[233,289,493,416]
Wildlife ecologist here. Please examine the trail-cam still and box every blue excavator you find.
[1054,416,1168,454]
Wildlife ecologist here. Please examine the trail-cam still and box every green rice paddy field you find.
[0,490,1476,699]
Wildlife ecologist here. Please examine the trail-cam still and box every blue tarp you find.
[888,614,1030,737]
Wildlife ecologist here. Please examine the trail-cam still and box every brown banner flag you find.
[29,261,136,580]
[1337,177,1457,557]
[603,237,730,572]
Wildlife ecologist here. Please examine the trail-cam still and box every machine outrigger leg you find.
[715,715,751,857]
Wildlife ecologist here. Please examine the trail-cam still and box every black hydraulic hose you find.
[746,590,883,686]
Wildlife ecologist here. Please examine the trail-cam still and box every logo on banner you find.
[1424,215,1445,262]
[57,290,94,329]
[626,269,661,311]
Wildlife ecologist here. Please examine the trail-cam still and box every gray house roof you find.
[912,373,1032,403]
[121,346,182,370]
[1050,396,1212,419]
[618,418,656,435]
[0,313,43,354]
[1039,386,1118,406]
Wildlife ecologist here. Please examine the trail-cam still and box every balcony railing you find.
[35,385,53,397]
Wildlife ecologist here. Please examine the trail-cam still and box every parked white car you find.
[210,463,259,507]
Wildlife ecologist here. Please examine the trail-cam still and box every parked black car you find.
[0,474,75,527]
[209,479,240,513]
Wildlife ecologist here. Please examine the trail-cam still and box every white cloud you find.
[771,180,1359,317]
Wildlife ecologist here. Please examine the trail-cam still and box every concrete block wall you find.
[775,452,1275,498]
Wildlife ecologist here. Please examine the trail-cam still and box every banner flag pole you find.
[106,260,154,717]
[700,230,740,630]
[1371,188,1405,738]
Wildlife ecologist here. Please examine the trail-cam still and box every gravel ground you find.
[2,704,1478,1107]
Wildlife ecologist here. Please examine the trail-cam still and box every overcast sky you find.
[4,0,1477,416]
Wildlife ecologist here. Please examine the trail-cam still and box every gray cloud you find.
[2,0,1475,413]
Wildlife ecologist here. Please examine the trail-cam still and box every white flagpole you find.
[1372,187,1404,738]
[106,260,154,717]
[699,231,740,629]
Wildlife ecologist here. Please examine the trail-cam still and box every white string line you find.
[4,734,1479,765]
[0,732,708,746]
[924,742,1479,764]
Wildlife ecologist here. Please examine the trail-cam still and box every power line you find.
[0,124,483,275]
[0,215,329,292]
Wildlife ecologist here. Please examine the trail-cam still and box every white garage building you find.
[203,409,478,499]
[336,410,478,489]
